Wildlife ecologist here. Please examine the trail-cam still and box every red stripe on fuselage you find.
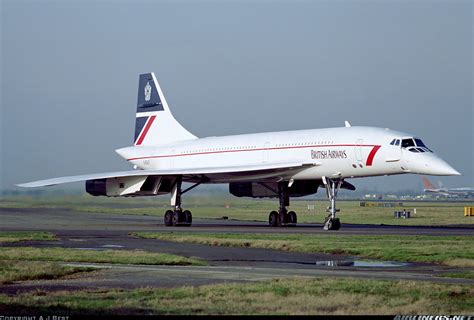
[365,145,381,166]
[127,144,382,162]
[135,115,156,146]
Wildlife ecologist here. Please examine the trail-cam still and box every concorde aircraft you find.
[18,73,461,230]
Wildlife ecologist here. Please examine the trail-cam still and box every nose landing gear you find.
[323,177,342,231]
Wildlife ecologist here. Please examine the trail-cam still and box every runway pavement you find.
[1,206,473,235]
[0,206,473,293]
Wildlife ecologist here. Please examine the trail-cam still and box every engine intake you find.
[229,181,319,198]
[85,179,107,196]
[85,176,177,197]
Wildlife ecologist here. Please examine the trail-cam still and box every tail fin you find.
[421,176,437,190]
[134,73,197,146]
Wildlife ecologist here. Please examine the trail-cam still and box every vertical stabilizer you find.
[421,176,437,190]
[134,73,197,146]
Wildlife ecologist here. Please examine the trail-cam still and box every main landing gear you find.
[164,177,200,227]
[323,177,342,231]
[268,182,297,227]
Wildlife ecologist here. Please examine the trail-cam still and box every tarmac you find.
[1,206,473,293]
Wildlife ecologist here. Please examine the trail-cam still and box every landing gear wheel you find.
[269,211,280,227]
[324,218,341,231]
[279,211,288,225]
[322,177,343,231]
[183,210,192,226]
[172,210,181,226]
[288,211,297,225]
[164,210,173,226]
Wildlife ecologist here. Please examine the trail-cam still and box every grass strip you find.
[0,231,56,243]
[0,260,94,284]
[0,277,472,315]
[132,232,474,267]
[0,247,206,266]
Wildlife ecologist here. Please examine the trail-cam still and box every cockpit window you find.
[414,138,433,152]
[401,139,415,148]
[414,138,426,148]
[390,139,401,146]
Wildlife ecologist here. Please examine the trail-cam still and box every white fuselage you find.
[116,126,459,183]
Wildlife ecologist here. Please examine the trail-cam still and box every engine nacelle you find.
[86,176,176,197]
[229,181,319,198]
[85,179,107,196]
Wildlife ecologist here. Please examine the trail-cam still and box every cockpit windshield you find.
[414,138,427,148]
[401,139,415,148]
[401,138,433,153]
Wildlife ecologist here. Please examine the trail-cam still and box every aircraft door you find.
[386,138,402,162]
[354,139,363,165]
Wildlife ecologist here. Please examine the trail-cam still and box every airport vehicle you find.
[422,177,473,198]
[18,73,461,230]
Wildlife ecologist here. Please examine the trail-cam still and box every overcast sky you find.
[1,0,472,192]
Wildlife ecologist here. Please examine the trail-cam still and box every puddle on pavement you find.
[315,260,408,267]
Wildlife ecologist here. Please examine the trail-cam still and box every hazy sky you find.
[1,0,472,192]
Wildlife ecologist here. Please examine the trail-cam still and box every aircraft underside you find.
[85,174,354,230]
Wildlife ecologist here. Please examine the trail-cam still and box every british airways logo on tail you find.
[144,82,152,102]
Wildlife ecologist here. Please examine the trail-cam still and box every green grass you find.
[0,277,472,315]
[132,232,474,267]
[0,231,56,243]
[1,195,473,226]
[0,260,94,284]
[439,271,474,280]
[0,247,206,266]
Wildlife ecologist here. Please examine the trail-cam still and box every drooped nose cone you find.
[405,152,461,176]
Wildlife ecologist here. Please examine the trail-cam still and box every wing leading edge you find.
[17,161,321,188]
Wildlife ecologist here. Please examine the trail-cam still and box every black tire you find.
[326,218,341,230]
[172,210,180,226]
[279,211,288,225]
[164,210,173,226]
[183,210,192,226]
[269,211,279,227]
[288,211,297,225]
